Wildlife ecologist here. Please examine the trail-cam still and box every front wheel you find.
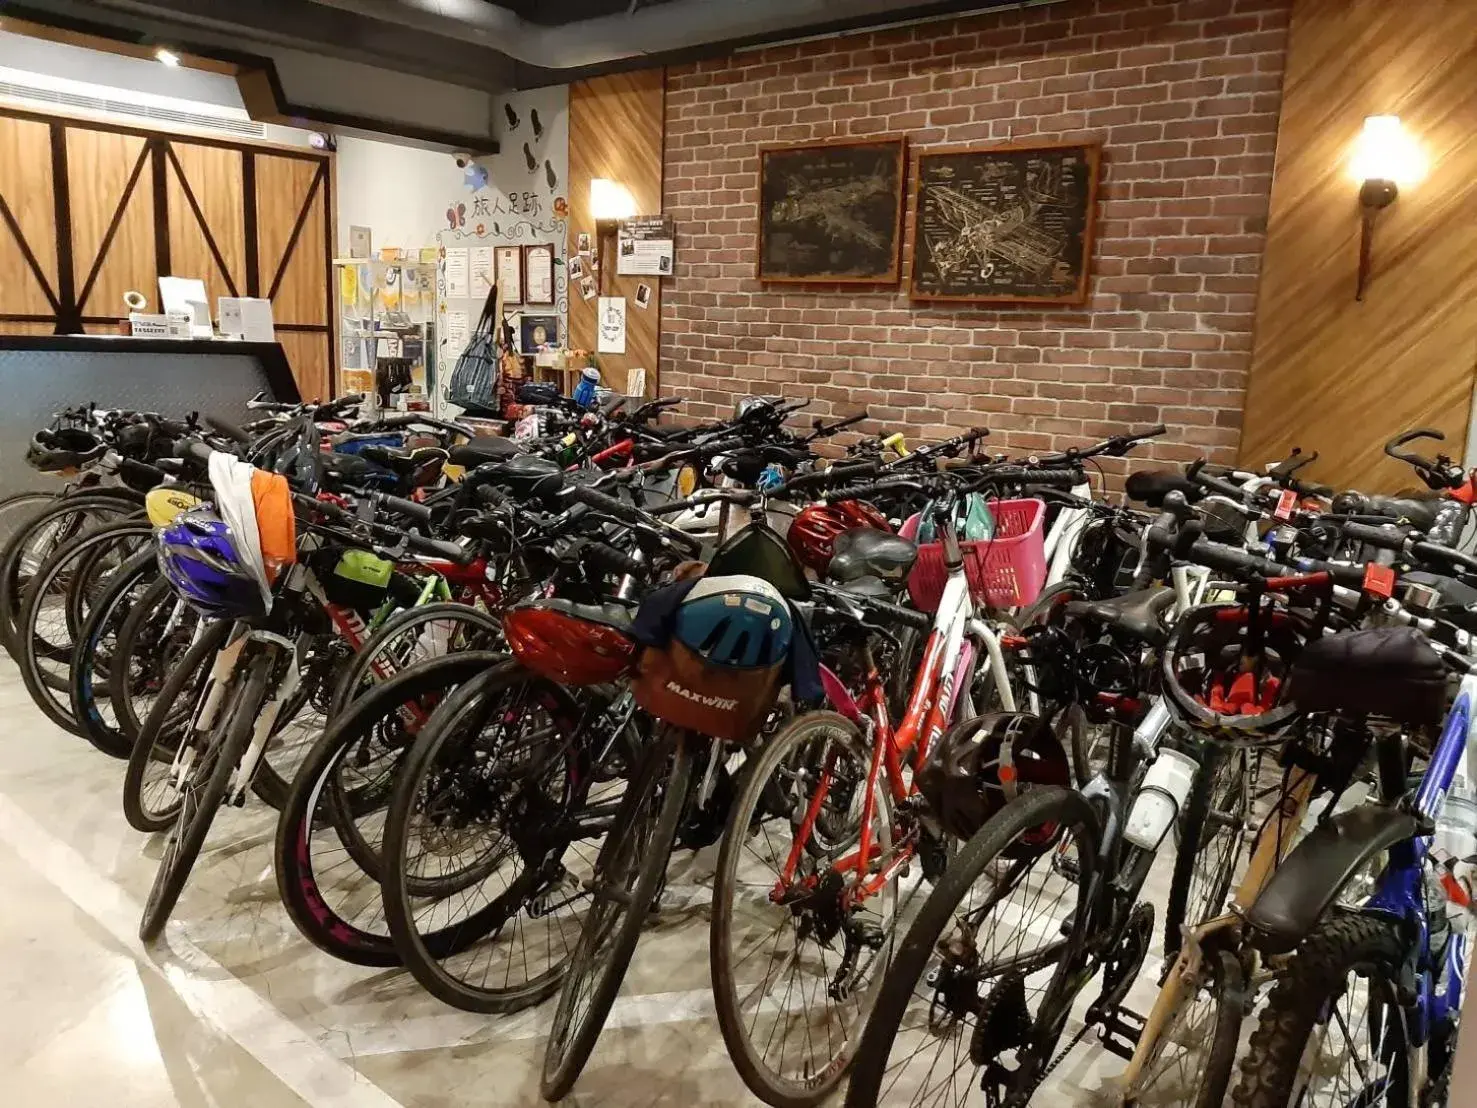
[540,726,695,1102]
[844,786,1098,1108]
[1123,947,1246,1108]
[1231,912,1412,1108]
[1164,742,1249,960]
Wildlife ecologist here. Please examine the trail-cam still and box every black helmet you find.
[917,712,1071,846]
[25,427,104,472]
[1160,602,1305,744]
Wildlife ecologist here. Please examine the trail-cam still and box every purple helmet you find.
[156,506,266,619]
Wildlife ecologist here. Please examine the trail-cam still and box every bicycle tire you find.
[382,661,598,1012]
[139,648,272,943]
[540,726,695,1101]
[122,621,231,833]
[1164,742,1249,960]
[70,550,157,758]
[843,785,1099,1108]
[1123,948,1246,1108]
[0,491,138,660]
[711,710,892,1108]
[1231,912,1411,1108]
[109,577,191,750]
[327,601,503,717]
[16,519,153,732]
[273,651,503,966]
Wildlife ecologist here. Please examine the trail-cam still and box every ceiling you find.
[3,0,1060,144]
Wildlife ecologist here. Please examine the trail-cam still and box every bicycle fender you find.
[1245,804,1418,955]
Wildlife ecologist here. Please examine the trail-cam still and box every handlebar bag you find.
[1290,626,1447,725]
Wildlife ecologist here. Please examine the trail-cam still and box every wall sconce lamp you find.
[590,178,635,295]
[1353,115,1420,301]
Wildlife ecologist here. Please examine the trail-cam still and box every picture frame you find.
[756,137,907,284]
[522,243,556,305]
[908,139,1102,305]
[493,245,523,305]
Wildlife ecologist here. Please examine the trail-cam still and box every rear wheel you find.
[843,786,1098,1108]
[1165,742,1249,959]
[540,727,694,1101]
[69,551,157,758]
[328,601,503,715]
[1124,948,1246,1108]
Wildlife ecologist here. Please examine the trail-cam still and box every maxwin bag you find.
[631,574,792,742]
[1291,626,1448,725]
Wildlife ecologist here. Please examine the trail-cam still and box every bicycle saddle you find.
[1125,470,1203,508]
[484,454,564,500]
[1064,587,1176,649]
[451,435,527,468]
[826,529,918,585]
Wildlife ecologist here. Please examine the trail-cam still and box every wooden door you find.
[0,107,334,399]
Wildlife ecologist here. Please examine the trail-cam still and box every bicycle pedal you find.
[1096,1006,1147,1061]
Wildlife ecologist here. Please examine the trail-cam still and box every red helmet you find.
[787,500,891,573]
[503,599,637,685]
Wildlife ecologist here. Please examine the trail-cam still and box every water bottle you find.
[1434,764,1477,930]
[1124,747,1198,851]
[572,366,600,408]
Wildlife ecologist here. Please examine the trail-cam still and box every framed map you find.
[757,138,907,283]
[909,140,1101,304]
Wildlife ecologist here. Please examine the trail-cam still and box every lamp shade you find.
[1351,115,1424,186]
[590,178,636,221]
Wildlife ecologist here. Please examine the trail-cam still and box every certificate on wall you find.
[469,246,494,292]
[597,296,626,355]
[443,249,470,298]
[495,246,523,304]
[523,244,555,305]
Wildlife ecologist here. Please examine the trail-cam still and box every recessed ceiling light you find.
[155,48,180,67]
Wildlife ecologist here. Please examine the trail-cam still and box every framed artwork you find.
[494,245,523,304]
[909,140,1101,305]
[523,243,556,305]
[756,137,907,283]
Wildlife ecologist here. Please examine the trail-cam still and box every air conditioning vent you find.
[0,80,264,138]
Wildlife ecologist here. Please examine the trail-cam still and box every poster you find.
[470,246,494,292]
[616,215,675,277]
[373,265,401,313]
[495,246,523,303]
[443,249,470,298]
[349,226,371,259]
[443,311,470,361]
[338,265,358,313]
[626,366,646,396]
[524,244,555,304]
[597,296,626,355]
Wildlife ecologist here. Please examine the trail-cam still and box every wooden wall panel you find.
[568,71,665,398]
[255,155,328,326]
[0,116,59,318]
[1240,0,1477,490]
[277,331,330,402]
[166,143,246,305]
[66,129,155,320]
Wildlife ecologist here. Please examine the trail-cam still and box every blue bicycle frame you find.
[1363,675,1474,1062]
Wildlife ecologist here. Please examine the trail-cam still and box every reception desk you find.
[0,335,302,495]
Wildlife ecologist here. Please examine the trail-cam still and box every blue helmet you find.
[673,574,793,669]
[157,505,266,619]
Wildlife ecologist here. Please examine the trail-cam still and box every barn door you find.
[0,115,62,335]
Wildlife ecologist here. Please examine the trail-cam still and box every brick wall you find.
[659,0,1291,468]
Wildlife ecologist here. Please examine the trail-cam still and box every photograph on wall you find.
[757,138,906,283]
[910,140,1100,304]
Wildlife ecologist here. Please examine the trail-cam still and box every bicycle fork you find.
[227,632,300,803]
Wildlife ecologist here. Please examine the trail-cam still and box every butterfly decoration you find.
[446,203,466,231]
[464,162,489,191]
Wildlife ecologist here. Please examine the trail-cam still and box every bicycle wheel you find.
[16,519,152,731]
[122,621,231,833]
[540,726,695,1102]
[1123,948,1246,1108]
[110,578,201,751]
[328,601,503,716]
[273,651,503,966]
[383,663,620,1012]
[0,491,137,660]
[843,786,1098,1108]
[70,550,158,757]
[711,710,897,1107]
[1232,912,1411,1108]
[1164,742,1249,959]
[139,648,272,943]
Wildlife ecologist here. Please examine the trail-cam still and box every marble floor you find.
[1,657,1474,1108]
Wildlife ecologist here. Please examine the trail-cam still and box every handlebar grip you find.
[204,414,252,445]
[1140,424,1168,439]
[1020,468,1082,489]
[118,457,167,486]
[177,439,214,465]
[566,484,703,553]
[1411,540,1477,576]
[375,494,432,525]
[406,534,473,565]
[585,542,645,578]
[1340,521,1409,550]
[1184,538,1266,576]
[1187,462,1249,502]
[867,597,932,632]
[1294,557,1369,588]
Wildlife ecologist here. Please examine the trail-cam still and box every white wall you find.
[335,136,459,255]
